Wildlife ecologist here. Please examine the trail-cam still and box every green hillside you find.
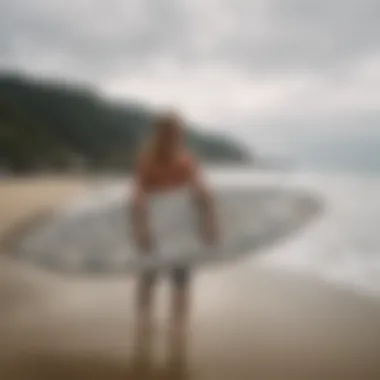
[0,73,252,173]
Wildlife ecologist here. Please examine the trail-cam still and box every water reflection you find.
[132,271,190,380]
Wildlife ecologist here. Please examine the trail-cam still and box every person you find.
[130,110,218,339]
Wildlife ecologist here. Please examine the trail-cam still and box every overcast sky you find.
[1,0,380,160]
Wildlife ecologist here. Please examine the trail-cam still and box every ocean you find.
[210,167,380,296]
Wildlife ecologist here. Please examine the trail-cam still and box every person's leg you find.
[166,296,190,379]
[170,268,191,341]
[133,270,157,370]
[137,270,157,310]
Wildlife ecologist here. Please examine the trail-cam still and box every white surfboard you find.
[10,184,322,275]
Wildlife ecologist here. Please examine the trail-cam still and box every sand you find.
[1,177,380,380]
[0,176,90,246]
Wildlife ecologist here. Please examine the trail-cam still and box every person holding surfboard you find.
[131,110,218,337]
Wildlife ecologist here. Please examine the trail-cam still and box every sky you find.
[1,0,380,164]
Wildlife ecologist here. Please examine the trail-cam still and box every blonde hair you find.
[139,111,182,161]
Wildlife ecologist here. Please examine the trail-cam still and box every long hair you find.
[140,111,182,161]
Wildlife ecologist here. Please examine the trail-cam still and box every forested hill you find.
[0,73,252,173]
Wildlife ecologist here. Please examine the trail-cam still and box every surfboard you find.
[9,184,322,275]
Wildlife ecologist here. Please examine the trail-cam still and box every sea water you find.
[209,167,380,296]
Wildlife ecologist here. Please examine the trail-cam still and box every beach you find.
[1,176,380,379]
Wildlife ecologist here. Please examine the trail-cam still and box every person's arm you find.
[187,157,219,245]
[130,156,152,253]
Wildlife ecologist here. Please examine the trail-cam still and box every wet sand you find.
[1,178,380,379]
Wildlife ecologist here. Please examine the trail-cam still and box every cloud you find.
[2,0,380,77]
[1,0,380,157]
